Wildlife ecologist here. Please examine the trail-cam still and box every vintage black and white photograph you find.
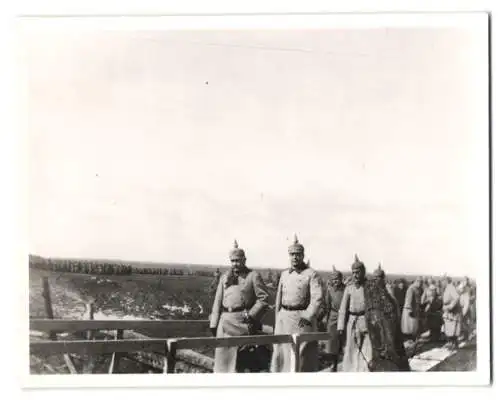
[20,13,490,386]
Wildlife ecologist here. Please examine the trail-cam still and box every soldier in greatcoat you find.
[373,263,400,318]
[421,284,443,342]
[337,256,409,372]
[321,266,345,372]
[209,240,270,373]
[442,276,462,350]
[393,279,407,319]
[401,277,423,341]
[270,235,324,372]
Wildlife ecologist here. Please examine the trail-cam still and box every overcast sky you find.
[21,19,488,276]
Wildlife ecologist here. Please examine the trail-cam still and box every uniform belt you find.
[281,304,307,311]
[222,306,246,313]
[349,311,365,316]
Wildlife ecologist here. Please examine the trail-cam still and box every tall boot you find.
[331,355,339,372]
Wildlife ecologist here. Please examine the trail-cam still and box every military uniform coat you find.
[323,283,345,354]
[385,283,401,319]
[270,265,324,372]
[422,296,443,339]
[442,283,462,338]
[459,286,473,339]
[337,280,410,372]
[401,283,421,336]
[337,283,373,372]
[393,286,407,318]
[209,268,270,373]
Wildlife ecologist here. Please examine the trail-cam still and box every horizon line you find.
[28,253,471,278]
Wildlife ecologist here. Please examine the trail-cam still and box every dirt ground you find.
[429,344,477,372]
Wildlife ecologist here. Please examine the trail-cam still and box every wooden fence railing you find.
[30,319,331,373]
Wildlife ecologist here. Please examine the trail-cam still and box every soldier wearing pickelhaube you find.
[442,275,463,350]
[373,263,400,317]
[337,254,372,372]
[321,265,345,372]
[338,255,410,372]
[209,240,270,373]
[270,235,324,373]
[401,275,423,342]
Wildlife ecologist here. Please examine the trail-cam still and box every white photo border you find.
[14,11,491,389]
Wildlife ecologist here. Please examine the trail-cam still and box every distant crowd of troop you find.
[30,256,214,277]
[209,236,477,373]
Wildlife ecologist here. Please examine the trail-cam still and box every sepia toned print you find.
[23,15,487,381]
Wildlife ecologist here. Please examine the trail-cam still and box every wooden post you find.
[165,340,177,374]
[41,277,56,340]
[290,334,300,373]
[84,301,95,340]
[82,301,96,374]
[108,329,124,374]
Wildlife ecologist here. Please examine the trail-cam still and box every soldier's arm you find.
[386,285,400,318]
[274,272,284,321]
[209,275,224,329]
[460,293,470,316]
[303,271,324,322]
[337,286,350,331]
[319,287,331,324]
[403,287,413,311]
[248,272,270,321]
[447,286,460,311]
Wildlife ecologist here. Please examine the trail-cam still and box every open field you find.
[30,268,218,322]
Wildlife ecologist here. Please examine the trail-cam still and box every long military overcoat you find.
[270,265,324,372]
[401,283,421,336]
[209,269,270,373]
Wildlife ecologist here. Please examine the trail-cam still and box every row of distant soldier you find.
[29,258,214,277]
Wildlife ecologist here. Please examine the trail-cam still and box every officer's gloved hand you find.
[210,327,217,337]
[245,315,262,335]
[298,317,312,328]
[242,312,252,324]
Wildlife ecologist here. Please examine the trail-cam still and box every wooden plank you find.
[169,334,292,350]
[108,353,117,374]
[108,329,124,374]
[123,329,214,369]
[63,354,78,374]
[30,319,210,335]
[295,332,331,345]
[30,339,167,357]
[176,349,214,371]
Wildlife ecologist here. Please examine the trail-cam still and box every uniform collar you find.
[231,266,250,276]
[353,278,366,288]
[289,263,308,274]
